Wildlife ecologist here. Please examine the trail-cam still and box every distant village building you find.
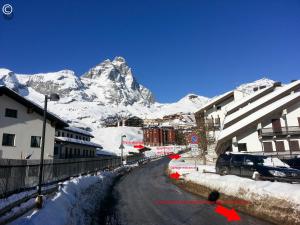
[143,126,176,146]
[104,116,143,127]
[54,127,102,159]
[0,86,67,160]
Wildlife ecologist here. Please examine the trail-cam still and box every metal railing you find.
[0,154,143,198]
[260,126,300,136]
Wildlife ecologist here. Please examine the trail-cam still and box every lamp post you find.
[36,93,60,209]
[119,135,126,166]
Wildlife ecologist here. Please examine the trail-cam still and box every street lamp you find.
[36,93,60,209]
[119,135,126,166]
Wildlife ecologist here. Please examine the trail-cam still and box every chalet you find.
[0,86,68,159]
[54,127,102,159]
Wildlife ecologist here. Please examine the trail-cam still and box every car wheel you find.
[220,167,229,176]
[252,171,260,181]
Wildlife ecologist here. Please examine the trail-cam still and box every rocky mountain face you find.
[0,57,275,142]
[15,57,155,106]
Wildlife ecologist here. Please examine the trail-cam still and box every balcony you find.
[259,126,300,137]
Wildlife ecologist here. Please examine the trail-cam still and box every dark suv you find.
[216,153,300,182]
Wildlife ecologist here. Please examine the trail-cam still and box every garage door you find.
[263,142,273,152]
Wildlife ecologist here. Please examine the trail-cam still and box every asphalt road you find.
[98,158,273,225]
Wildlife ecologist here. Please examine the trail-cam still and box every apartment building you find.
[54,127,102,159]
[216,80,300,155]
[143,126,176,146]
[0,86,67,159]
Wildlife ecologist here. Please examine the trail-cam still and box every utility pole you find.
[35,93,60,209]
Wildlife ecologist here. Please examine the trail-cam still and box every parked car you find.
[282,157,300,170]
[216,153,300,182]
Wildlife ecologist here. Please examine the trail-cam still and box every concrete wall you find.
[0,94,55,159]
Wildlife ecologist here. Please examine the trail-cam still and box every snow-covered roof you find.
[0,86,68,127]
[224,80,300,126]
[196,90,234,113]
[218,92,300,143]
[96,149,117,156]
[55,137,103,148]
[225,85,275,114]
[63,126,94,137]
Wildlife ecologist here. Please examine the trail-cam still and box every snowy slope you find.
[0,57,275,155]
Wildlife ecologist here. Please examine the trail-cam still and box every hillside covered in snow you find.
[0,57,275,151]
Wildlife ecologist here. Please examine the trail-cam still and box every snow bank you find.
[93,127,143,156]
[12,172,115,225]
[168,157,300,224]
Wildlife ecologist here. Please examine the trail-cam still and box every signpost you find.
[189,133,199,156]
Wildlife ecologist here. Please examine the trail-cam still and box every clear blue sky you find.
[1,0,300,102]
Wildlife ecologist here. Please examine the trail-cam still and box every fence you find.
[0,154,143,198]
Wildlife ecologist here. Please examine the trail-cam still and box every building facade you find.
[143,127,176,146]
[0,86,67,159]
[216,80,300,155]
[54,127,102,159]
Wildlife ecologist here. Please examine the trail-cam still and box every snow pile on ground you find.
[168,157,300,224]
[12,171,115,225]
[94,127,143,156]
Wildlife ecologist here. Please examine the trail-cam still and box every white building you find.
[0,86,67,159]
[54,127,103,159]
[216,80,300,155]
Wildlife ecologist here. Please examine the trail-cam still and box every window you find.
[5,108,18,118]
[289,140,300,152]
[275,141,285,152]
[70,134,73,138]
[57,131,61,137]
[216,106,222,110]
[2,133,15,146]
[76,135,78,139]
[263,142,273,152]
[67,133,70,138]
[238,143,247,152]
[54,147,58,155]
[62,132,65,137]
[31,136,41,148]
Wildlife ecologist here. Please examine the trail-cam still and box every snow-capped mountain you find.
[0,57,275,147]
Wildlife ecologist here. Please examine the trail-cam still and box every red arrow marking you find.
[168,154,181,160]
[169,172,180,180]
[215,205,240,222]
[134,145,144,149]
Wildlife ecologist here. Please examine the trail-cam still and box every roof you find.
[224,80,300,127]
[225,85,275,115]
[55,137,103,148]
[63,126,94,138]
[195,91,234,114]
[96,149,117,156]
[216,92,300,152]
[0,86,68,127]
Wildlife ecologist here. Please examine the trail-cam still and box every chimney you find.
[273,82,282,87]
